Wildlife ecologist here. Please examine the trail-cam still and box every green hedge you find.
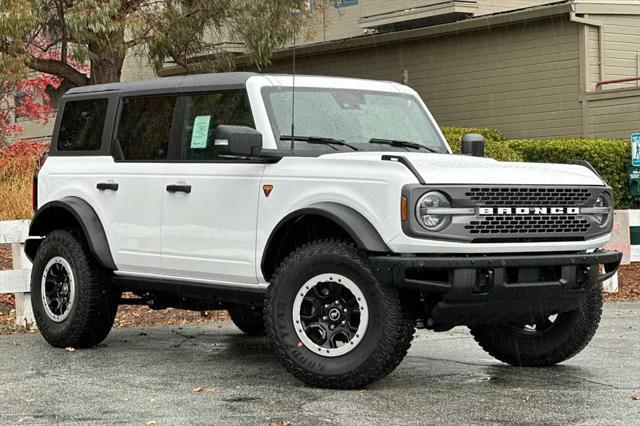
[507,138,634,209]
[442,127,523,162]
[441,128,634,209]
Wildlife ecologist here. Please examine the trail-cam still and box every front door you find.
[161,91,265,284]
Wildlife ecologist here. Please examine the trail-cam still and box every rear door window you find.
[178,91,254,161]
[116,96,176,161]
[57,99,108,152]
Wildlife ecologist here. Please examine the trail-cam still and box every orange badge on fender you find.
[263,185,273,197]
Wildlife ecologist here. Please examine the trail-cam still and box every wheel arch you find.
[25,196,116,270]
[261,202,389,282]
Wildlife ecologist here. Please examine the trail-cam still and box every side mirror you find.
[214,125,262,157]
[461,133,485,157]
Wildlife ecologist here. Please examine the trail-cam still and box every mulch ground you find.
[606,262,640,301]
[1,244,638,334]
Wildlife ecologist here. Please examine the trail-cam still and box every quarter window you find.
[57,99,108,151]
[179,91,254,161]
[116,96,176,161]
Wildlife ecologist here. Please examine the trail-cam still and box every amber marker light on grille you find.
[401,196,408,222]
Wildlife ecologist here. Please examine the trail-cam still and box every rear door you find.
[97,95,176,275]
[161,91,265,284]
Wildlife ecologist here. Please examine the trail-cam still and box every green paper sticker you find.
[191,115,211,149]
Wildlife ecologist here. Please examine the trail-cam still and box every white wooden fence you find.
[0,220,35,327]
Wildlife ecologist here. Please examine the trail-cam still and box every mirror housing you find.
[461,133,485,157]
[214,125,262,157]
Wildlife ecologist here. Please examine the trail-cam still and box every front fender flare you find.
[26,197,116,270]
[298,202,390,252]
[261,202,390,277]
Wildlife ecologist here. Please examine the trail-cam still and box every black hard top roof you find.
[65,72,259,97]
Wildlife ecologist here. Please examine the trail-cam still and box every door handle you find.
[96,182,119,191]
[166,184,192,194]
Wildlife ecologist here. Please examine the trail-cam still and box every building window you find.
[334,0,357,7]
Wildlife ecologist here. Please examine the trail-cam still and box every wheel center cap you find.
[328,308,341,321]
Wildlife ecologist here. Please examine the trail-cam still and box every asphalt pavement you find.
[0,302,638,425]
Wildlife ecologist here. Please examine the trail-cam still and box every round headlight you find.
[415,191,452,231]
[594,193,611,226]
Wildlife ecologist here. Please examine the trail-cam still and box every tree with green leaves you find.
[0,0,317,88]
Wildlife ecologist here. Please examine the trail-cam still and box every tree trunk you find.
[89,53,125,85]
[88,28,126,85]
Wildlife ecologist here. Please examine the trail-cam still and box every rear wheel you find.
[264,239,415,389]
[30,229,118,348]
[469,285,603,366]
[228,306,265,336]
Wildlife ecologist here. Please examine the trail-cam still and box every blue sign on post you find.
[633,133,640,167]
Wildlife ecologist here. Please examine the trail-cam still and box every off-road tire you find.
[228,306,265,336]
[264,239,415,389]
[469,284,603,366]
[30,229,118,348]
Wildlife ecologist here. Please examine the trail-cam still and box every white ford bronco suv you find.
[26,72,621,389]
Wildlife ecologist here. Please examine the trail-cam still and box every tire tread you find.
[469,285,603,367]
[264,239,414,389]
[31,229,117,348]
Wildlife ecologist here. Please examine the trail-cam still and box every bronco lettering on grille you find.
[477,207,581,215]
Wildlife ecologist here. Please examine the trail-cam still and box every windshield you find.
[262,87,446,152]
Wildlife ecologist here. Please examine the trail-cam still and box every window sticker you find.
[191,115,211,149]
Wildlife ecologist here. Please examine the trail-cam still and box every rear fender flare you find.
[26,196,116,270]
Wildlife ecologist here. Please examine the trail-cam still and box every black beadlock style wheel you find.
[469,284,603,367]
[264,239,415,389]
[30,229,118,348]
[228,306,265,336]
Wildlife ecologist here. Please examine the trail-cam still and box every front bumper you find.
[370,250,622,329]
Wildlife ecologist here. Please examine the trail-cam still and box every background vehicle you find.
[26,73,621,389]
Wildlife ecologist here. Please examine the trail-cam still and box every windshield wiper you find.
[280,135,359,151]
[369,138,439,153]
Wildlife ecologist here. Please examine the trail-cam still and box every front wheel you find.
[469,285,603,366]
[264,240,415,389]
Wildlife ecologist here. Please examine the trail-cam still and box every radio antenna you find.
[290,30,297,150]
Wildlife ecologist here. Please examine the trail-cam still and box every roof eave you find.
[159,1,574,77]
[277,2,574,60]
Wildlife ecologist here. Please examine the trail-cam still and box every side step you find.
[112,275,266,310]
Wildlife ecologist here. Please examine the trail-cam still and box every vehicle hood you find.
[319,152,605,186]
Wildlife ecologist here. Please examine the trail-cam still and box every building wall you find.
[363,0,435,16]
[583,89,640,138]
[270,17,584,139]
[583,14,640,91]
[120,49,157,82]
[585,24,602,91]
[475,0,556,15]
[305,1,364,43]
[304,0,559,44]
[16,116,56,142]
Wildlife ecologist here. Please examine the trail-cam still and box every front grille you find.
[404,184,612,243]
[465,215,591,235]
[465,187,591,206]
